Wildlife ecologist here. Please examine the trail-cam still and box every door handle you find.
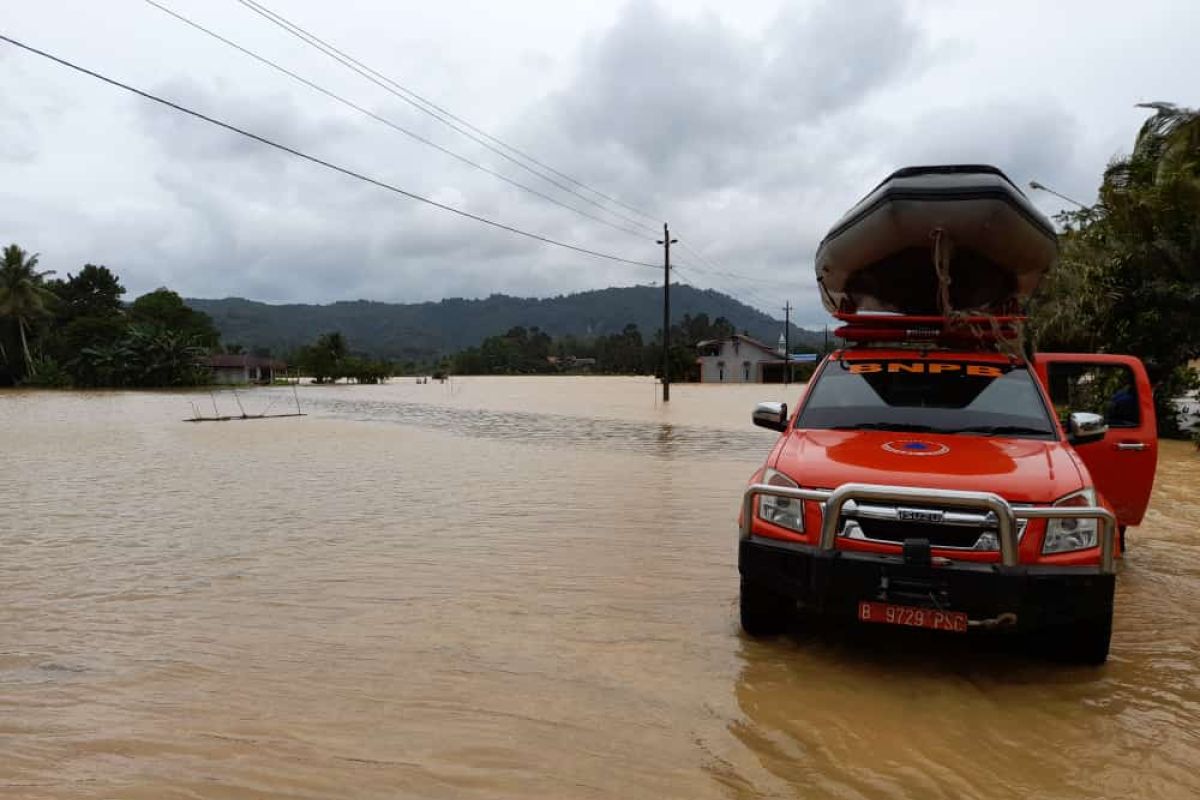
[1115,442,1148,451]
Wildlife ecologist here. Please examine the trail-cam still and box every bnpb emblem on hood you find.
[882,440,950,457]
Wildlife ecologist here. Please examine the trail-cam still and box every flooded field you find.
[2,376,1199,799]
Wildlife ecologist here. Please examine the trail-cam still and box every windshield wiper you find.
[832,422,937,432]
[942,424,1053,437]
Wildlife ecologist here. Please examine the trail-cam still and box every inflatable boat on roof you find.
[814,165,1057,315]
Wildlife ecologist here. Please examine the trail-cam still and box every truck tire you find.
[739,578,793,637]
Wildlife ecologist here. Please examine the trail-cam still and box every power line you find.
[141,0,650,241]
[233,0,661,235]
[674,261,781,310]
[235,0,660,225]
[0,32,661,271]
[672,237,799,309]
[676,240,728,274]
[676,240,790,286]
[234,0,780,292]
[235,0,793,295]
[672,239,814,320]
[689,263,791,286]
[673,266,776,314]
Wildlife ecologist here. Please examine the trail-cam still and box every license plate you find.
[857,600,968,633]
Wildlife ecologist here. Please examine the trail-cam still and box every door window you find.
[1044,363,1140,428]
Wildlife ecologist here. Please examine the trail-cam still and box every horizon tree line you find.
[4,103,1196,429]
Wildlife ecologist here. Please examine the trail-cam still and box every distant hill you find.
[186,285,825,361]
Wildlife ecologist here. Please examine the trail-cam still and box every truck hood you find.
[775,429,1085,504]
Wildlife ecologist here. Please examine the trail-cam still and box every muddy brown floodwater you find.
[2,377,1199,799]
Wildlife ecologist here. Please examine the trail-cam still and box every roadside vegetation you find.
[0,249,218,388]
[293,331,393,384]
[1029,103,1200,436]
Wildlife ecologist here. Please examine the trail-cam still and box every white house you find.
[694,334,787,383]
[205,354,286,385]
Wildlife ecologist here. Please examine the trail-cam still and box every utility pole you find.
[657,223,677,402]
[783,301,792,385]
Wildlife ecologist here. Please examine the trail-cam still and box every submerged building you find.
[694,334,816,383]
[205,354,286,385]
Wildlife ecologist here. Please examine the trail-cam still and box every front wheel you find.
[739,578,793,637]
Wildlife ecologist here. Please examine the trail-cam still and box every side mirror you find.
[753,401,789,432]
[1067,411,1107,446]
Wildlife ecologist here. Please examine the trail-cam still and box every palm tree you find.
[0,244,57,376]
[1103,103,1200,195]
[1133,102,1200,183]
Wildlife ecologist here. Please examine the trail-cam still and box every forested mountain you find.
[186,285,825,361]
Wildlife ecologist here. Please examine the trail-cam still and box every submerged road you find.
[2,377,1198,798]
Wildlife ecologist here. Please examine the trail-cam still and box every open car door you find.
[1033,354,1158,526]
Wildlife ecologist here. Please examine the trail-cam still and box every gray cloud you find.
[0,102,38,163]
[499,0,934,325]
[762,0,923,117]
[0,55,44,163]
[137,76,359,168]
[2,0,1197,329]
[538,0,921,193]
[884,101,1084,190]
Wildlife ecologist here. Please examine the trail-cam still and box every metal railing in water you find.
[741,482,1117,573]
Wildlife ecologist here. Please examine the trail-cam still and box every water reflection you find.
[729,630,1166,798]
[308,393,769,460]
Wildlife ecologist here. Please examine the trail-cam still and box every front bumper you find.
[739,536,1115,631]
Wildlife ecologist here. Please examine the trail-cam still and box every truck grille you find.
[838,500,1027,551]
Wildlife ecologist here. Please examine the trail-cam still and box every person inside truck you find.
[1107,382,1138,426]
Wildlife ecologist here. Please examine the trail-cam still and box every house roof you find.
[695,333,781,358]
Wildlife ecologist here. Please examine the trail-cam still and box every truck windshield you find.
[796,359,1057,438]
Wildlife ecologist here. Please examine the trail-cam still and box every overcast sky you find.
[3,0,1198,326]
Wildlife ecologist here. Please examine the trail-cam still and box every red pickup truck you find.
[739,343,1158,663]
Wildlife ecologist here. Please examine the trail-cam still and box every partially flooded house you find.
[205,354,286,385]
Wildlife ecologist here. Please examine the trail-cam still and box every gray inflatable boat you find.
[814,165,1057,314]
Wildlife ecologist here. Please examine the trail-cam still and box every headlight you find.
[1042,488,1099,554]
[757,468,805,532]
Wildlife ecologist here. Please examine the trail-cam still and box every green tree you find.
[343,356,393,384]
[1031,103,1200,434]
[470,326,555,374]
[595,323,646,374]
[77,341,135,387]
[0,244,57,378]
[42,265,130,378]
[451,346,485,374]
[299,331,349,383]
[1028,206,1108,353]
[49,264,126,322]
[123,324,210,387]
[129,288,219,348]
[60,316,129,374]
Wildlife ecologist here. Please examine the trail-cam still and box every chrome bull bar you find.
[740,482,1117,573]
